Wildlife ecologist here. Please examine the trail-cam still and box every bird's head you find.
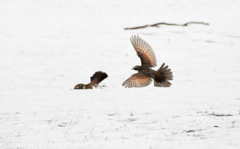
[132,65,140,71]
[74,84,85,89]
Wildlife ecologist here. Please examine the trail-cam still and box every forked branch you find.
[124,22,209,30]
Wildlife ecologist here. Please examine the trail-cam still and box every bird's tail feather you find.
[154,63,173,87]
[88,71,108,88]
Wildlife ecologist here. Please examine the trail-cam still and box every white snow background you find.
[1,0,240,148]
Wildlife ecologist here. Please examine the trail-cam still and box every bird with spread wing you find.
[122,35,173,88]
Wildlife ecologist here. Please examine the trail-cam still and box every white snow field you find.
[1,0,240,148]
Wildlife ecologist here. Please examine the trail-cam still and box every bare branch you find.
[124,22,209,30]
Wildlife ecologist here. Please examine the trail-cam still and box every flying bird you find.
[122,35,173,88]
[74,71,108,89]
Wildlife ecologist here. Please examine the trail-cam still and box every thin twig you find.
[124,21,209,30]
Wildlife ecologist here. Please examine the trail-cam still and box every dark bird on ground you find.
[74,71,108,89]
[122,35,173,88]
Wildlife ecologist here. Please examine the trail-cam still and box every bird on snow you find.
[122,35,173,88]
[74,71,108,89]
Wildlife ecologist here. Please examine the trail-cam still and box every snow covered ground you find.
[1,0,240,148]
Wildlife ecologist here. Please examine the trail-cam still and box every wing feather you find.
[130,35,157,67]
[122,73,152,88]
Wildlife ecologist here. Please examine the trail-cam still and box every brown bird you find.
[122,35,173,88]
[74,71,108,89]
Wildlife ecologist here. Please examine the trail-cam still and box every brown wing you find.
[130,35,157,67]
[122,73,152,88]
[88,71,108,88]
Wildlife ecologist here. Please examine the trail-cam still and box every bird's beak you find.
[131,68,134,70]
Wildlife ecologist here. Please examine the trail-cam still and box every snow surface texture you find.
[1,0,240,148]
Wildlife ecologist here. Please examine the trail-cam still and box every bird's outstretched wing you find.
[122,73,152,88]
[130,35,157,67]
